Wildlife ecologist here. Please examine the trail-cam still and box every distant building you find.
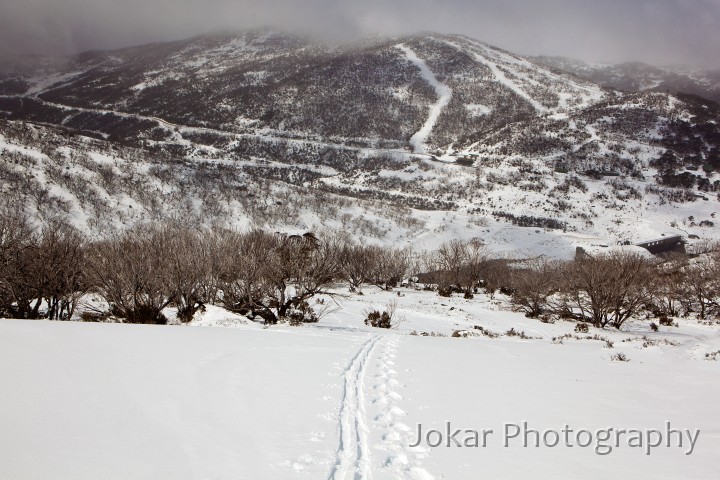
[455,157,476,166]
[634,235,685,255]
[576,235,686,259]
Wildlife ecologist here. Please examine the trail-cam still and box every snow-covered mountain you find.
[0,31,604,150]
[533,56,720,104]
[1,30,719,256]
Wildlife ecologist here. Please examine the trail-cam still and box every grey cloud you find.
[0,0,718,68]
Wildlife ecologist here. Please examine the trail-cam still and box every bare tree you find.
[424,240,497,296]
[37,221,87,320]
[163,224,213,323]
[649,256,685,317]
[679,255,720,319]
[0,207,87,320]
[509,257,559,318]
[560,252,652,328]
[433,239,468,293]
[338,243,380,293]
[459,239,491,297]
[260,233,340,324]
[372,246,412,290]
[215,229,279,322]
[85,226,175,324]
[0,207,39,318]
[216,231,341,324]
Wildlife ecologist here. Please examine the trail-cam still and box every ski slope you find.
[1,287,719,479]
[396,44,453,154]
[444,40,548,114]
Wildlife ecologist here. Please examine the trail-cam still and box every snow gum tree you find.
[560,252,652,328]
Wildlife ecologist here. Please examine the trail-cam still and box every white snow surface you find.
[1,287,719,480]
[465,103,492,117]
[396,44,453,154]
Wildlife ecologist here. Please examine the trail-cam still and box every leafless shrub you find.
[427,239,491,297]
[215,229,275,320]
[163,224,214,323]
[504,328,539,340]
[364,300,398,329]
[508,257,559,317]
[611,353,630,362]
[36,221,87,320]
[218,231,340,324]
[557,252,653,329]
[372,247,412,289]
[677,255,720,319]
[0,208,85,320]
[649,259,685,317]
[0,207,39,318]
[84,225,177,324]
[338,243,380,293]
[473,325,500,338]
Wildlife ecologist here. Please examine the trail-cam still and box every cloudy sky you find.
[1,0,719,67]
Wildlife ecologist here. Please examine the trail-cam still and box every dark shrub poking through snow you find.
[365,310,392,329]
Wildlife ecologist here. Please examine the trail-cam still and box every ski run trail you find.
[396,44,453,154]
[444,40,548,114]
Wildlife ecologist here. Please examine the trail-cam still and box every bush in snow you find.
[508,257,559,318]
[610,353,630,362]
[658,316,674,327]
[424,239,491,297]
[452,330,475,338]
[0,208,85,320]
[85,227,168,324]
[364,300,398,329]
[285,300,319,326]
[338,243,380,294]
[365,310,392,329]
[83,223,215,324]
[557,252,652,329]
[216,230,340,325]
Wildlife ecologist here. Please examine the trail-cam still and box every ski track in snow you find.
[372,336,434,480]
[396,44,453,154]
[329,334,382,480]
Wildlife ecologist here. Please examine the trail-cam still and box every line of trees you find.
[418,241,720,328]
[2,211,719,327]
[0,214,415,324]
[504,251,720,328]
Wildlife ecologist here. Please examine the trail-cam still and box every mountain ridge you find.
[0,30,718,256]
[533,55,720,104]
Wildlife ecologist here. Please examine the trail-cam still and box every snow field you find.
[1,286,719,479]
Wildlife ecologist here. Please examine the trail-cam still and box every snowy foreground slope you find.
[2,288,719,479]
